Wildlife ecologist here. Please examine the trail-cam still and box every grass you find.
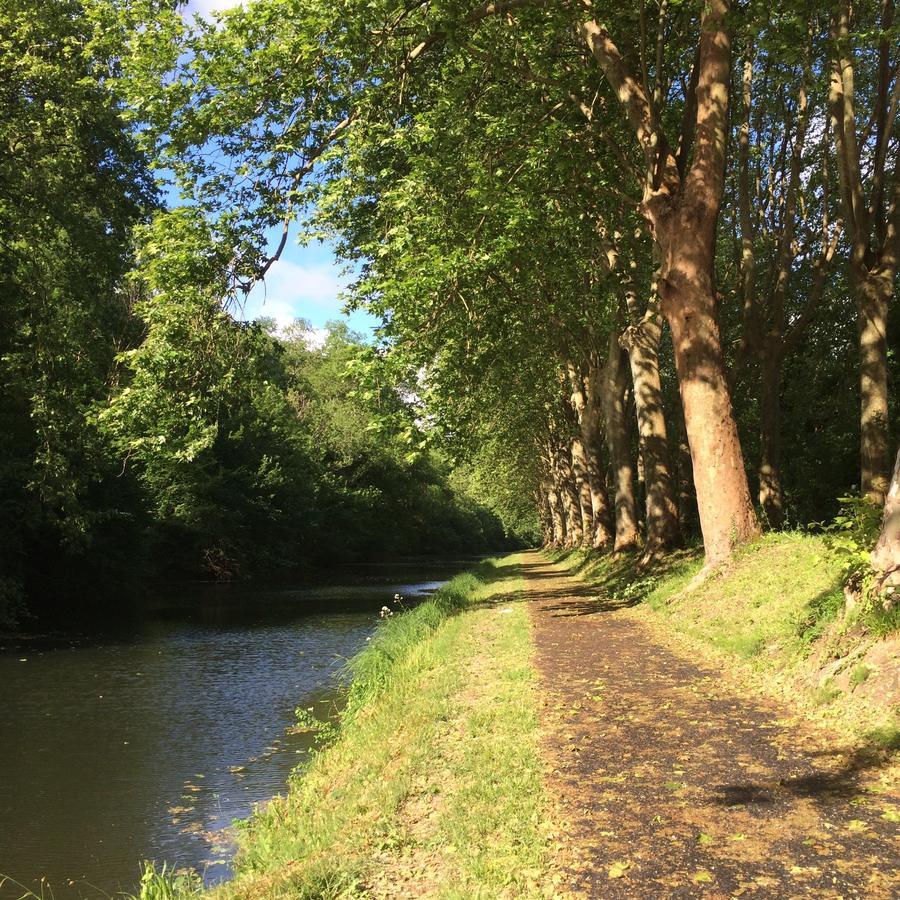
[550,532,898,739]
[554,533,846,663]
[850,663,873,687]
[137,554,552,899]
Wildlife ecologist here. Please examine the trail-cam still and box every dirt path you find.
[524,551,899,898]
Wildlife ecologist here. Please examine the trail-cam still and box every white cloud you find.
[303,327,329,349]
[237,258,350,331]
[184,0,245,21]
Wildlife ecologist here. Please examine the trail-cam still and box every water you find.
[0,560,474,898]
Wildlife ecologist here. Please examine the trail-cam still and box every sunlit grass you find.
[135,554,551,899]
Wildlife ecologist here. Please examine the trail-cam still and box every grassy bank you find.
[550,533,899,745]
[143,554,554,899]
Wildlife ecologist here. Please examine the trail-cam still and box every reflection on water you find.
[0,560,475,898]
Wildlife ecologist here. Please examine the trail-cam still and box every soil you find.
[525,551,900,898]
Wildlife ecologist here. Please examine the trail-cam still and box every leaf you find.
[691,869,714,884]
[608,861,632,879]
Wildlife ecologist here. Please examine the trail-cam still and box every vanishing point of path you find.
[523,551,900,898]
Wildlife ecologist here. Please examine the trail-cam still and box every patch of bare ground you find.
[525,551,900,898]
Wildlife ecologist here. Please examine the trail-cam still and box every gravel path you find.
[524,551,900,898]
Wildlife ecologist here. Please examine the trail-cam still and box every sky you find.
[176,0,380,339]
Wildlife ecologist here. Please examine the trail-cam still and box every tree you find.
[727,10,841,527]
[580,0,760,566]
[0,0,154,620]
[829,0,900,505]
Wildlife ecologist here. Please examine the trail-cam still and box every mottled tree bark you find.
[855,272,892,504]
[570,436,595,544]
[546,479,566,547]
[555,444,583,546]
[536,485,553,547]
[568,360,615,549]
[581,0,759,567]
[871,448,900,607]
[621,305,681,556]
[659,243,757,565]
[601,332,641,552]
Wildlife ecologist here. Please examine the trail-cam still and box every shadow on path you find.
[522,551,899,899]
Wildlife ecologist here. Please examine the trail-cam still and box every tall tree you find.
[580,0,760,566]
[728,15,842,527]
[829,0,900,505]
[0,0,154,620]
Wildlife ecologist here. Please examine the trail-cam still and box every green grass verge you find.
[138,554,551,899]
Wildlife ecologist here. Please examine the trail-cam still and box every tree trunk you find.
[871,447,900,608]
[571,437,594,545]
[829,1,899,506]
[855,270,891,505]
[546,480,566,547]
[621,311,681,556]
[582,0,759,567]
[556,445,583,546]
[759,336,784,529]
[536,485,553,546]
[585,442,614,549]
[602,332,641,552]
[659,232,759,566]
[676,413,697,535]
[758,340,784,528]
[568,361,615,549]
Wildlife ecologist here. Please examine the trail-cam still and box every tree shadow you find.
[525,547,701,617]
[709,742,900,809]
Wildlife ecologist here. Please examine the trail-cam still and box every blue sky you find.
[177,0,380,339]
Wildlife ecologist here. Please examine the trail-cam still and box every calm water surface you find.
[0,560,475,898]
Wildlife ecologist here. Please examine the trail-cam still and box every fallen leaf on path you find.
[608,861,632,879]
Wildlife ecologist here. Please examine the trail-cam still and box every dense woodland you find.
[2,0,899,627]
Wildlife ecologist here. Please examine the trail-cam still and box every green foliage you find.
[292,706,339,746]
[812,679,842,707]
[815,497,900,635]
[865,724,900,751]
[135,862,201,900]
[794,586,845,647]
[862,601,900,639]
[0,0,155,621]
[817,496,882,582]
[849,664,872,687]
[100,273,508,578]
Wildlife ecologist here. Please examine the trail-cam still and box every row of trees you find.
[107,0,899,579]
[0,0,509,627]
[4,0,899,621]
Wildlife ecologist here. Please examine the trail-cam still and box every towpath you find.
[525,551,899,898]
